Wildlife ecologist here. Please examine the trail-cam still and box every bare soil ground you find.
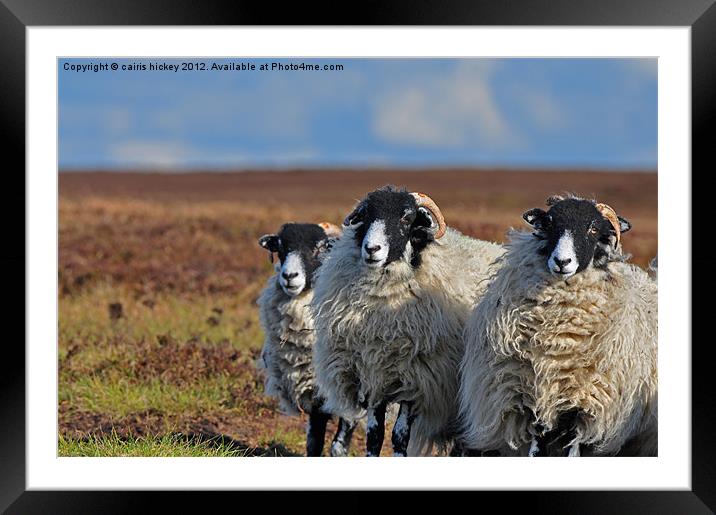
[58,169,657,456]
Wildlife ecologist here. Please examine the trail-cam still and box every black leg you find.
[449,440,465,457]
[531,410,582,457]
[449,439,488,456]
[366,401,387,457]
[391,401,414,457]
[306,408,331,457]
[330,417,357,457]
[528,419,544,457]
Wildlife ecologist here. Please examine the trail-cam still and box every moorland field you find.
[58,169,657,456]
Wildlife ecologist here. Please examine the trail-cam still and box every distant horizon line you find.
[58,165,658,174]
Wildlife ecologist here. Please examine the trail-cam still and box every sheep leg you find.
[306,408,331,457]
[391,401,415,457]
[567,443,581,457]
[532,410,581,457]
[450,440,482,456]
[449,443,464,457]
[366,401,387,457]
[528,438,541,457]
[553,409,581,457]
[329,417,357,457]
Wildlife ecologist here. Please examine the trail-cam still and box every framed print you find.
[3,0,713,512]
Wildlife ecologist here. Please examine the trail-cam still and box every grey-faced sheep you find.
[458,195,657,457]
[311,186,505,456]
[256,221,358,457]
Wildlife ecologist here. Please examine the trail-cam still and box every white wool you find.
[256,276,319,415]
[459,230,658,456]
[312,226,505,454]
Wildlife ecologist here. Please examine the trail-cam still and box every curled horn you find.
[595,203,622,247]
[318,222,342,238]
[546,195,564,206]
[411,192,446,239]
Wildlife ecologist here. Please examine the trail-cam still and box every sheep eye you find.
[589,225,599,235]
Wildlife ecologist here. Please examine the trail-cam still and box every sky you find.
[58,58,657,171]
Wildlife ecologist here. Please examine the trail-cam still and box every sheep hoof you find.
[330,441,348,457]
[528,439,540,457]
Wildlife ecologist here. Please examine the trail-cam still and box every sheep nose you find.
[364,243,381,255]
[282,271,298,280]
[554,257,572,269]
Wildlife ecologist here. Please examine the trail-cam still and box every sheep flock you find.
[255,187,658,457]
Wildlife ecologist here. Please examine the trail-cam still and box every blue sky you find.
[58,58,657,171]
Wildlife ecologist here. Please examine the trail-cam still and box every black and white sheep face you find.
[523,198,631,279]
[258,223,333,297]
[344,186,438,269]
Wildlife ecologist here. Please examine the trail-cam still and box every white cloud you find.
[108,139,319,169]
[109,140,193,168]
[515,89,568,130]
[620,59,658,93]
[372,61,515,148]
[629,59,658,79]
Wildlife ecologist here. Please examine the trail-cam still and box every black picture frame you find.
[2,0,710,512]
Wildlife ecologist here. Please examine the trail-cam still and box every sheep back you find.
[459,231,658,456]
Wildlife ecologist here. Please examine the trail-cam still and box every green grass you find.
[57,281,311,457]
[58,432,249,457]
[60,375,241,418]
[261,427,306,452]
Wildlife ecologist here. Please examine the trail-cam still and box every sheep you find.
[311,186,505,456]
[458,194,657,457]
[256,221,358,457]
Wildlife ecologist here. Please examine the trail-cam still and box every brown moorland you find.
[58,169,657,456]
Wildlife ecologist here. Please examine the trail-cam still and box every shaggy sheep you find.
[458,195,657,457]
[311,186,505,456]
[256,221,357,457]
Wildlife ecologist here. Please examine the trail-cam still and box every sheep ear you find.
[546,195,564,206]
[258,234,280,253]
[523,208,549,229]
[343,203,365,227]
[617,216,631,234]
[414,206,438,233]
